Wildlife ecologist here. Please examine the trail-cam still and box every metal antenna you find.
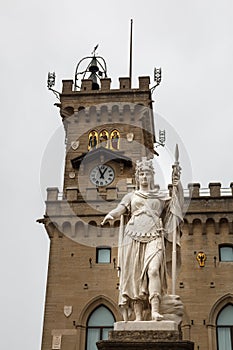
[129,19,133,84]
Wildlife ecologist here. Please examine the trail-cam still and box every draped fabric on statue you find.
[118,237,166,309]
[116,185,183,312]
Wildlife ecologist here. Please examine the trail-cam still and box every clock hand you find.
[101,167,108,178]
[98,166,104,179]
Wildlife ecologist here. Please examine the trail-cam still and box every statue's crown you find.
[136,157,154,173]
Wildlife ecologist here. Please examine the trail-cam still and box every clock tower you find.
[39,52,158,350]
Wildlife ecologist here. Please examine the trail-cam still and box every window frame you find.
[216,304,233,350]
[96,246,111,264]
[219,244,233,262]
[85,305,115,350]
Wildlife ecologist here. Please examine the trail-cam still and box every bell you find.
[89,57,99,74]
[88,57,100,89]
[89,72,99,90]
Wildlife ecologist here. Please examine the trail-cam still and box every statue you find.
[101,150,184,322]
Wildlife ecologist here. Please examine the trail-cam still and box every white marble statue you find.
[101,155,184,322]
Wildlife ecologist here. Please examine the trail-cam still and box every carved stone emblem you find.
[126,132,134,142]
[71,141,79,150]
[69,172,76,179]
[64,305,73,317]
[52,335,62,349]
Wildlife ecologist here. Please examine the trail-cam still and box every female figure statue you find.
[101,157,183,322]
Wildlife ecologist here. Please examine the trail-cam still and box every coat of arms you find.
[64,305,73,317]
[126,132,134,142]
[71,141,79,150]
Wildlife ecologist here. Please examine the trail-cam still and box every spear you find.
[171,144,180,295]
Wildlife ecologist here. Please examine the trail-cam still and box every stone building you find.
[38,54,233,350]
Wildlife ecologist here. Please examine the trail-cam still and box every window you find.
[96,247,111,263]
[219,245,233,262]
[217,304,233,350]
[86,306,115,350]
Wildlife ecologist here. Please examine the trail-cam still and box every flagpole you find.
[129,19,133,85]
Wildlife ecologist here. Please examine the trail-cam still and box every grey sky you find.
[1,0,233,349]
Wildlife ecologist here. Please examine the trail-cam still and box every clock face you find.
[90,164,115,187]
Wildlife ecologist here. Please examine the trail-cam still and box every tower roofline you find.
[61,76,151,94]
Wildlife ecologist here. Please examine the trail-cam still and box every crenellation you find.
[188,183,200,198]
[100,78,111,91]
[66,187,78,201]
[209,182,221,197]
[61,76,152,96]
[62,79,73,93]
[119,77,131,90]
[47,187,59,201]
[138,76,150,90]
[81,79,93,91]
[47,185,233,205]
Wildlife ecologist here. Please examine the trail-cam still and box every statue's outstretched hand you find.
[101,214,114,226]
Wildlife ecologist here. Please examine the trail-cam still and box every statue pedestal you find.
[114,320,178,332]
[97,321,194,350]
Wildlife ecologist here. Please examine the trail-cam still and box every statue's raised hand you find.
[101,213,114,226]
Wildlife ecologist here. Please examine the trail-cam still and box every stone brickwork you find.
[59,77,155,195]
[177,183,233,350]
[39,72,233,350]
[40,183,233,350]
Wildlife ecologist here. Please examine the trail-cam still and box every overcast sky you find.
[1,1,233,349]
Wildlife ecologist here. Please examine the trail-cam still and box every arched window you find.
[217,304,233,349]
[86,305,115,350]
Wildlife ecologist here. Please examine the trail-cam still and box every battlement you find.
[46,183,233,202]
[44,184,233,241]
[188,182,233,198]
[62,76,150,94]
